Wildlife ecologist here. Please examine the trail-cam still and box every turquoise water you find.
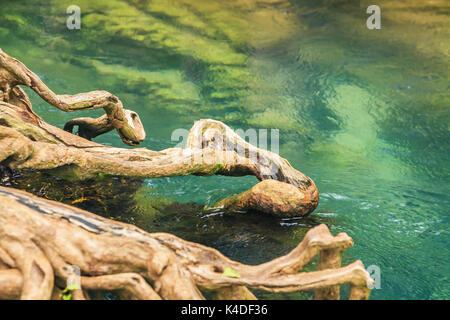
[1,0,449,299]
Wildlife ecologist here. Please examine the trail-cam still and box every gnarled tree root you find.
[0,186,373,300]
[0,49,145,146]
[0,49,318,217]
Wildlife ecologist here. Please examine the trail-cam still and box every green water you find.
[1,0,449,299]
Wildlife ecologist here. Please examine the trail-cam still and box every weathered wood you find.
[0,49,318,217]
[0,186,373,300]
[0,49,145,146]
[314,248,342,299]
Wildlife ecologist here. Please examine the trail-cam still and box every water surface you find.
[1,0,449,299]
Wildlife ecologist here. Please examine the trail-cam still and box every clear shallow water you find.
[1,0,449,299]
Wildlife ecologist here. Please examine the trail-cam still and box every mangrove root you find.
[0,48,318,217]
[0,186,373,300]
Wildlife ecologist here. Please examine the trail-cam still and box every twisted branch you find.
[0,48,145,146]
[0,49,318,216]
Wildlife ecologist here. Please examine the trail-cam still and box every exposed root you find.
[0,269,22,299]
[80,273,161,300]
[0,187,373,300]
[0,49,145,146]
[0,49,318,217]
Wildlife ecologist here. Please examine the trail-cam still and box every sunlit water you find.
[1,0,449,299]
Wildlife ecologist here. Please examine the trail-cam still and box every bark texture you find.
[0,186,373,300]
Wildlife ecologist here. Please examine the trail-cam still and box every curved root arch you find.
[0,49,318,216]
[0,187,372,300]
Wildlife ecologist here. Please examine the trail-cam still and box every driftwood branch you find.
[0,186,373,300]
[0,48,145,146]
[0,49,318,217]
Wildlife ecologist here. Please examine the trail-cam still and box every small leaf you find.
[59,291,72,300]
[222,266,240,278]
[59,282,80,300]
[62,293,72,300]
